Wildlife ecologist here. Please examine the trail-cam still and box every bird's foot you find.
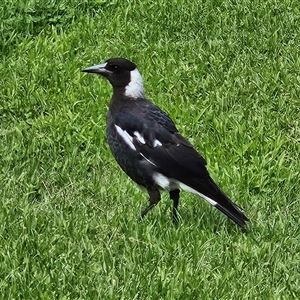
[137,203,157,222]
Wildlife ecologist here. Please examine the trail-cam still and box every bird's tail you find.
[213,195,249,228]
[179,177,249,227]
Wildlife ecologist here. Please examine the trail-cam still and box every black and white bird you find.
[82,57,249,227]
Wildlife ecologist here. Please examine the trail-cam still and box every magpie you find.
[82,57,249,227]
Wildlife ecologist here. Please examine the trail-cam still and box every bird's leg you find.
[169,189,180,224]
[139,189,161,221]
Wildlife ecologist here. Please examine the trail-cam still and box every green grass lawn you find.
[1,0,299,299]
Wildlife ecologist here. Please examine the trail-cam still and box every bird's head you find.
[82,57,145,99]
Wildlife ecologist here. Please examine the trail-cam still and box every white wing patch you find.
[153,139,162,147]
[133,131,162,148]
[115,125,163,152]
[115,125,136,150]
[125,68,145,99]
[134,131,145,144]
[152,172,218,206]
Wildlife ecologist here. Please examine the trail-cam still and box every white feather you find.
[115,125,136,150]
[125,68,144,99]
[177,182,217,206]
[140,153,157,167]
[152,172,217,206]
[152,172,172,189]
[153,139,162,147]
[134,131,145,144]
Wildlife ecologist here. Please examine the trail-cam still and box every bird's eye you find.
[107,63,121,72]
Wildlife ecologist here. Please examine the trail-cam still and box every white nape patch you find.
[115,125,136,150]
[152,172,218,206]
[134,131,145,144]
[140,153,157,167]
[153,139,162,147]
[125,68,144,99]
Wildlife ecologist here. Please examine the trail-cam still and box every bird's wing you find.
[113,108,208,179]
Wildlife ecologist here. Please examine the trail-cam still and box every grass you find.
[1,0,300,299]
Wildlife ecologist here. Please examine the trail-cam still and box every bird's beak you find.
[81,62,112,76]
